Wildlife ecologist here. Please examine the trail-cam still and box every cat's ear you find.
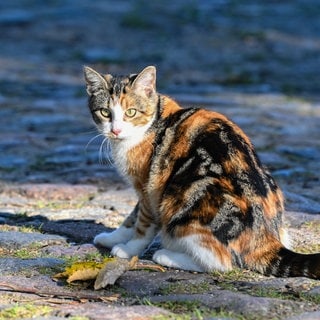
[84,66,110,96]
[132,66,156,97]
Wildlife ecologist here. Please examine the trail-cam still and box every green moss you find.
[18,224,42,233]
[303,220,320,231]
[63,251,111,267]
[0,303,52,319]
[37,264,65,277]
[300,292,320,305]
[248,287,289,300]
[10,242,45,259]
[148,300,206,320]
[34,198,88,210]
[150,300,247,320]
[14,248,40,259]
[295,243,320,254]
[153,300,201,314]
[211,268,262,282]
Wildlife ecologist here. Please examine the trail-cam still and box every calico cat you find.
[84,65,320,279]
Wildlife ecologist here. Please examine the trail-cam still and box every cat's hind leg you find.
[153,249,204,272]
[154,232,233,272]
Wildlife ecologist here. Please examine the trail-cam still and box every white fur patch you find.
[280,228,292,249]
[153,249,204,272]
[162,234,230,272]
[93,226,134,248]
[108,104,155,177]
[111,238,151,258]
[109,223,158,258]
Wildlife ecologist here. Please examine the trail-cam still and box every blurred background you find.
[0,0,319,213]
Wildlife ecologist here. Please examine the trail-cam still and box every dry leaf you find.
[94,256,138,290]
[54,258,115,283]
[53,256,163,289]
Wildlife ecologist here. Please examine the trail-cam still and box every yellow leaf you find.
[66,264,101,283]
[54,258,116,283]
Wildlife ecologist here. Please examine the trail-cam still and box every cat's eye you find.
[100,108,111,118]
[125,108,137,118]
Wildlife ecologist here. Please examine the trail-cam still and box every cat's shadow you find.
[0,211,161,258]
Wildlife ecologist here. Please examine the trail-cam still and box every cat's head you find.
[84,66,158,141]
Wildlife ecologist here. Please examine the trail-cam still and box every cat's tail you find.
[263,247,320,279]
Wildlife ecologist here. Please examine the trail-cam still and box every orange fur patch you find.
[161,96,182,118]
[230,227,282,272]
[259,188,284,220]
[127,132,155,181]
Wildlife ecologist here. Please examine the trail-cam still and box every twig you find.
[0,282,113,302]
[134,262,166,272]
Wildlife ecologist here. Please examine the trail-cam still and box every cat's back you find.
[148,96,283,224]
[152,98,254,179]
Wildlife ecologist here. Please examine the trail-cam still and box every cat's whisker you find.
[105,139,114,166]
[98,137,107,164]
[99,137,113,166]
[85,133,104,151]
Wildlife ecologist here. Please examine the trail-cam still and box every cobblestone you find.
[0,1,319,319]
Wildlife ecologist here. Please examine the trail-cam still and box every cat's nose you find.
[111,128,122,136]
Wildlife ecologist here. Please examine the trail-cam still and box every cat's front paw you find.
[94,226,134,249]
[111,238,149,258]
[111,244,133,259]
[94,232,117,249]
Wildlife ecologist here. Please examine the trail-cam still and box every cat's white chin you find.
[110,126,153,177]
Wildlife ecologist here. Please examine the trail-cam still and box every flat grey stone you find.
[55,304,170,320]
[284,192,320,214]
[0,257,64,275]
[118,269,209,297]
[0,231,66,250]
[307,285,320,295]
[151,291,306,319]
[285,311,320,320]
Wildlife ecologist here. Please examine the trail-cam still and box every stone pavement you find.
[0,1,319,319]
